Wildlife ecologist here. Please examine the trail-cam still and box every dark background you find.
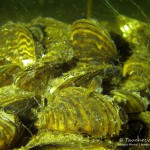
[0,0,150,25]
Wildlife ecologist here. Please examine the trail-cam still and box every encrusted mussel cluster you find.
[0,7,150,150]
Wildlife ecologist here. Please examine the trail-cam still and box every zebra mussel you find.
[70,18,118,65]
[0,22,36,67]
[0,1,150,149]
[37,87,125,138]
[0,110,24,149]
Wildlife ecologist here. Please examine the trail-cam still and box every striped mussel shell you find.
[70,19,118,64]
[36,87,127,138]
[121,54,150,91]
[0,110,24,149]
[0,22,36,67]
[122,54,150,77]
[111,90,149,114]
[0,64,19,88]
[44,63,113,96]
[14,56,77,94]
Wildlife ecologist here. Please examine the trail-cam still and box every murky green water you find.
[0,0,150,25]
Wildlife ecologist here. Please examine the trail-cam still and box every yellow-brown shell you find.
[36,87,125,138]
[23,131,114,150]
[41,21,75,64]
[122,54,150,77]
[70,19,118,64]
[111,90,149,113]
[0,64,19,88]
[0,110,23,149]
[121,54,150,91]
[27,17,75,64]
[44,63,112,95]
[0,22,36,67]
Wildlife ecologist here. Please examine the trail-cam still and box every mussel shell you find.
[0,85,40,123]
[122,54,150,77]
[29,25,44,43]
[121,54,150,92]
[27,17,74,62]
[14,57,77,94]
[0,64,19,88]
[23,130,115,150]
[0,110,24,149]
[45,64,113,95]
[121,75,150,92]
[0,85,34,105]
[70,19,118,64]
[0,22,36,67]
[41,23,75,64]
[36,87,124,138]
[130,111,150,125]
[111,90,149,113]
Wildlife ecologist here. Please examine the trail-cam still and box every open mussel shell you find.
[70,18,118,64]
[44,63,113,96]
[36,87,126,139]
[111,90,149,114]
[0,22,36,67]
[0,85,42,149]
[14,55,77,94]
[0,110,24,149]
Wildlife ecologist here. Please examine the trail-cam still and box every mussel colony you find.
[0,8,150,150]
